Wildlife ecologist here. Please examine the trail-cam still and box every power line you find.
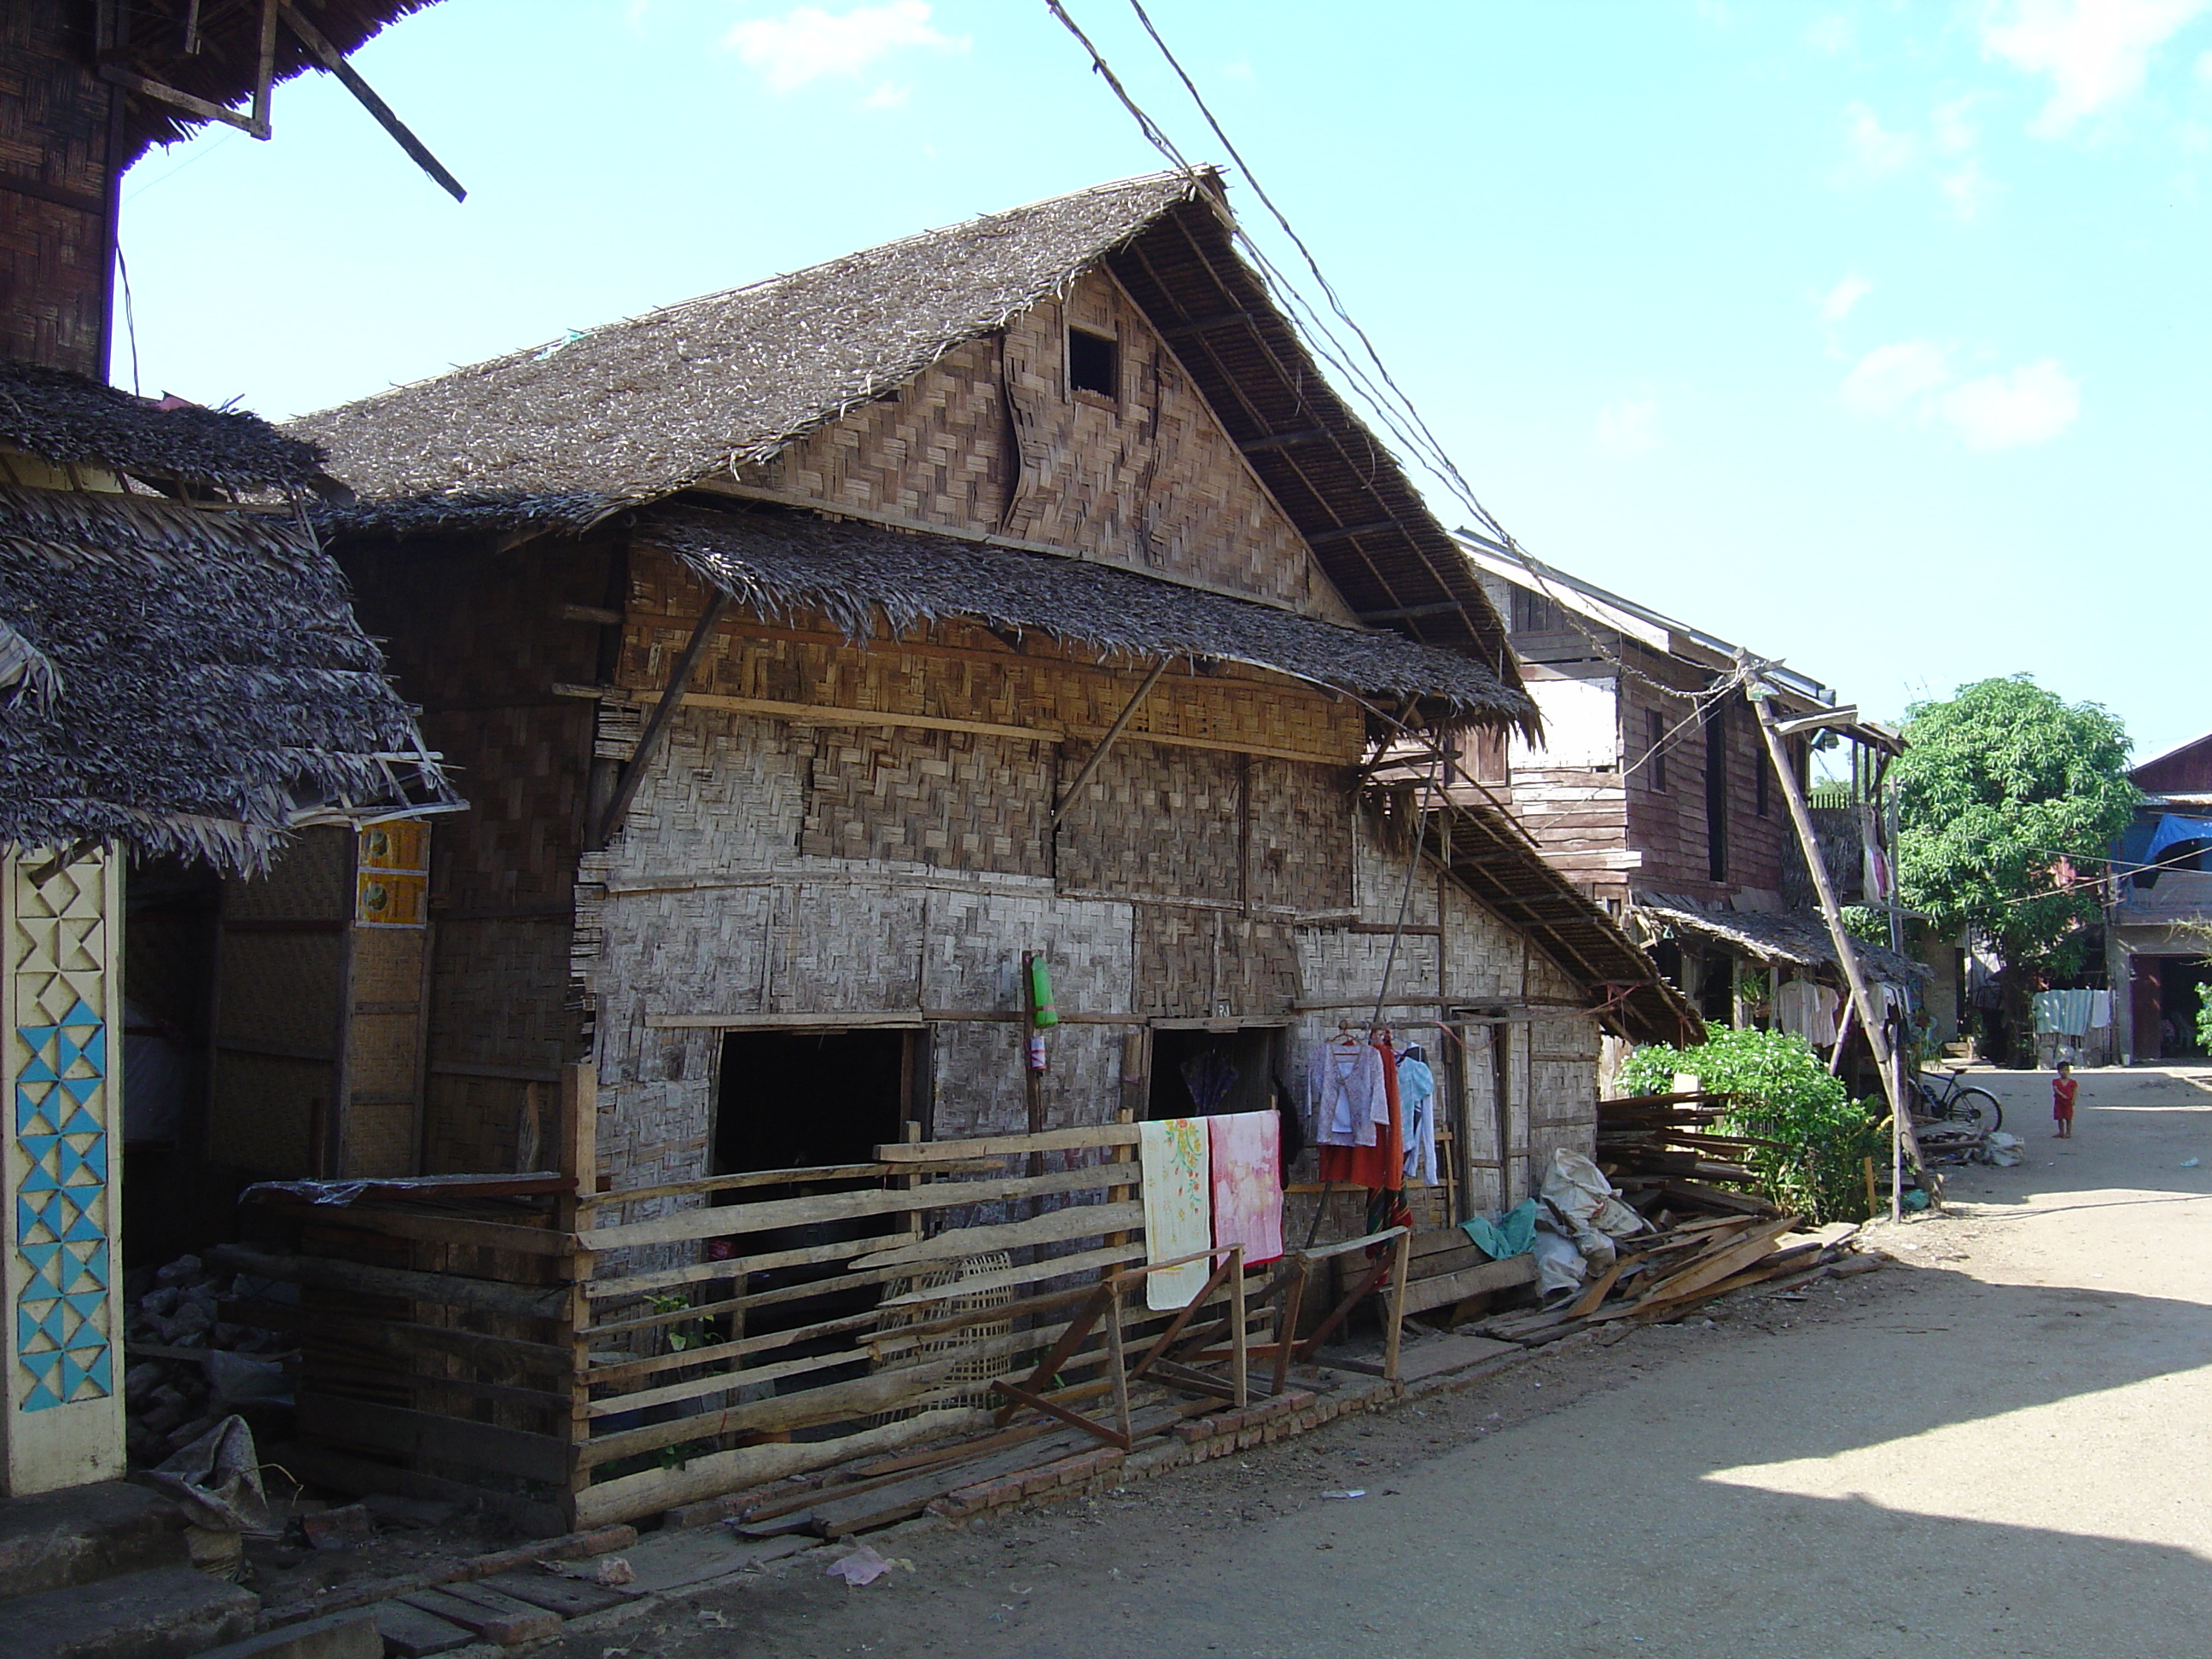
[1050,0,1748,722]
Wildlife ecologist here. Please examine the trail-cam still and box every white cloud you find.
[1937,359,2081,446]
[861,81,911,108]
[1807,15,1855,53]
[1820,273,1873,322]
[1840,341,2081,448]
[1842,340,1954,415]
[1982,0,2209,135]
[1840,101,1917,178]
[1596,399,1660,457]
[1941,153,1995,216]
[723,2,963,95]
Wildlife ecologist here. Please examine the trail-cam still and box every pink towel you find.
[1208,1109,1283,1266]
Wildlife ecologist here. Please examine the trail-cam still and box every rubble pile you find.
[122,1253,292,1466]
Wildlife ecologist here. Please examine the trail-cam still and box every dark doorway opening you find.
[2157,958,2212,1060]
[1146,1027,1281,1120]
[707,1028,924,1403]
[714,1027,915,1176]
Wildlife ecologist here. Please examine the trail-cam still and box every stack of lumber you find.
[1594,1091,1782,1221]
[1473,1214,1867,1349]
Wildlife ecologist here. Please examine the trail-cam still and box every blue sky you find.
[116,1,2211,760]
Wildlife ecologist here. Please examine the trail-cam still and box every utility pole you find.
[1749,674,1922,1220]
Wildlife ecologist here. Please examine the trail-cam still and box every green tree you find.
[1892,675,2136,981]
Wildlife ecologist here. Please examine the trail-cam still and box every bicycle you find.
[1912,1068,2004,1136]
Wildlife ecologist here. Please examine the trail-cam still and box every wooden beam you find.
[1237,427,1330,455]
[278,3,467,201]
[1051,657,1169,826]
[594,592,730,847]
[1307,519,1400,545]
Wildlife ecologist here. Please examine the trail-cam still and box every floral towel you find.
[1139,1117,1213,1310]
[1208,1109,1283,1267]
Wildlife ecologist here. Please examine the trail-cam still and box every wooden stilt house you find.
[299,169,1693,1215]
[262,168,1703,1528]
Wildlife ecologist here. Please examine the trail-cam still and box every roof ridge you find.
[295,168,1214,431]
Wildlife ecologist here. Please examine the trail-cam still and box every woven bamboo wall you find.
[734,269,1359,623]
[340,540,616,1173]
[1,4,111,376]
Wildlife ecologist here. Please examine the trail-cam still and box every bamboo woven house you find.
[298,170,1693,1229]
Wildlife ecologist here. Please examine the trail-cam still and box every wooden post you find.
[594,591,731,847]
[556,1062,597,1527]
[1050,658,1170,826]
[1382,1229,1411,1383]
[1103,1275,1132,1447]
[1229,1246,1248,1409]
[1751,690,1919,1220]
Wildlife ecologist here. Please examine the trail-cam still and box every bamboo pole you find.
[1750,684,1920,1220]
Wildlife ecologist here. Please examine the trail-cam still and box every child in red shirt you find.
[2052,1061,2077,1138]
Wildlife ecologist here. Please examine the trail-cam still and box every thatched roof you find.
[1633,892,1928,986]
[0,358,329,494]
[641,506,1527,719]
[299,172,1214,518]
[300,169,1528,727]
[0,484,453,870]
[107,2,445,166]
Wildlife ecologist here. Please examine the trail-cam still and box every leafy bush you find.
[1618,1027,1882,1223]
[2197,983,2212,1056]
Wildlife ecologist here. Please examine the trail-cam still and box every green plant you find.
[1619,1027,1883,1223]
[2197,983,2212,1056]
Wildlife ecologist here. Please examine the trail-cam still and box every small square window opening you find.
[1068,328,1118,398]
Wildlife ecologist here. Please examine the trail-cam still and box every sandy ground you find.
[585,1064,2212,1659]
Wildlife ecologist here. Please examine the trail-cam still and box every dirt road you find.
[594,1065,2212,1658]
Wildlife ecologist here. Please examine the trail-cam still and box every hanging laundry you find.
[1139,1117,1212,1311]
[1307,1038,1388,1148]
[1397,1045,1436,1185]
[1309,1039,1398,1212]
[1208,1109,1283,1266]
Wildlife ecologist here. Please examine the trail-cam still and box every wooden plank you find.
[251,1203,577,1258]
[572,1407,998,1528]
[371,1601,474,1658]
[1385,1254,1538,1318]
[399,1587,560,1647]
[1408,1227,1476,1260]
[297,1396,568,1484]
[876,1125,1142,1163]
[580,1161,895,1211]
[874,1243,1144,1309]
[212,1246,570,1322]
[223,1300,572,1376]
[579,1313,1119,1467]
[848,1202,1144,1272]
[477,1571,640,1617]
[586,1345,868,1417]
[580,1163,1138,1252]
[1295,1226,1409,1264]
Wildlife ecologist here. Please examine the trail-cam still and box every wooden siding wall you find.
[733,268,1359,624]
[1475,574,1804,917]
[1619,644,1796,903]
[341,542,615,1173]
[1,3,112,377]
[573,549,1598,1214]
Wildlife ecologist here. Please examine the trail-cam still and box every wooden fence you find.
[225,1066,1409,1530]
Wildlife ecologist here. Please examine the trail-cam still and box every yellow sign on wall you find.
[356,822,430,928]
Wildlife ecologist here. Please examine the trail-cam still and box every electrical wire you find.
[1050,0,1755,720]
